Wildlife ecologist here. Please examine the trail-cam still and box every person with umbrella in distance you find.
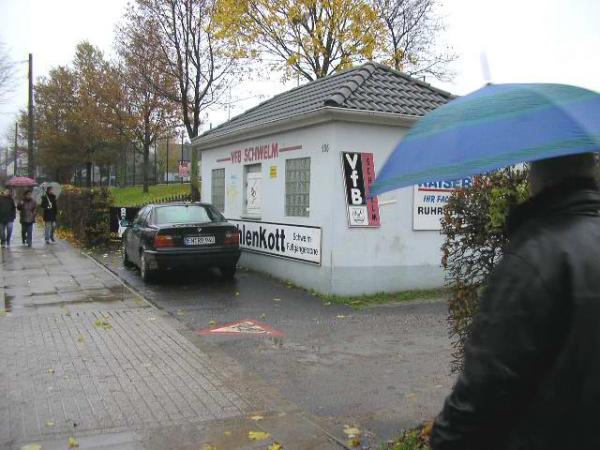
[41,185,58,244]
[0,188,16,247]
[17,190,37,247]
[371,82,600,449]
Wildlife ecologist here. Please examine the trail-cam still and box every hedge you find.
[58,185,113,246]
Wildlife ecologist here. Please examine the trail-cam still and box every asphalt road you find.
[96,248,454,446]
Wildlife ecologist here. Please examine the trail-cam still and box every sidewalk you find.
[0,225,342,450]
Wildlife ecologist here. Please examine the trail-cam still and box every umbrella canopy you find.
[5,176,37,187]
[371,83,600,196]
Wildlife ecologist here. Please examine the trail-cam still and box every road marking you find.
[197,319,283,337]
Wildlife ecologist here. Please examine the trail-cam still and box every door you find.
[245,164,262,217]
[128,206,150,263]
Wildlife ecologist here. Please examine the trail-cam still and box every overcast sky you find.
[1,0,599,146]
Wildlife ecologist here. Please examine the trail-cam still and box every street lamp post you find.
[181,133,184,185]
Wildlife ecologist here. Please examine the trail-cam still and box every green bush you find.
[441,167,528,372]
[58,185,113,246]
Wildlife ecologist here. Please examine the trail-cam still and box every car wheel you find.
[122,242,134,268]
[140,251,155,282]
[220,266,237,280]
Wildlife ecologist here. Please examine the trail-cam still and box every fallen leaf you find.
[406,393,417,401]
[47,368,55,374]
[176,309,185,316]
[200,445,216,450]
[336,315,347,319]
[248,431,270,441]
[147,317,156,321]
[421,420,434,438]
[324,302,331,306]
[209,320,216,327]
[260,313,267,320]
[267,443,283,450]
[235,291,240,296]
[45,421,54,427]
[250,415,264,421]
[343,425,361,437]
[272,298,281,302]
[20,444,42,450]
[94,319,112,330]
[277,411,286,417]
[223,431,231,437]
[346,437,361,448]
[102,254,108,258]
[67,436,79,448]
[77,335,85,343]
[0,309,7,317]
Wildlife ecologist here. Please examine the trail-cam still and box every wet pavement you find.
[97,246,454,446]
[0,228,345,449]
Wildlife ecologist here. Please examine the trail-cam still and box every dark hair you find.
[46,186,53,193]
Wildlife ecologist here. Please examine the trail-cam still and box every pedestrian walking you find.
[0,188,16,247]
[17,190,37,247]
[430,152,600,449]
[41,185,58,244]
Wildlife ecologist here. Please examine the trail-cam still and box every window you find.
[211,168,225,212]
[285,157,311,217]
[133,206,151,226]
[154,205,219,225]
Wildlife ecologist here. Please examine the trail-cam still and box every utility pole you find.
[165,137,169,185]
[13,122,18,176]
[154,142,158,184]
[27,53,34,178]
[180,133,184,185]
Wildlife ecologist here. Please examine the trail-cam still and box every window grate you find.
[211,168,225,212]
[285,157,310,217]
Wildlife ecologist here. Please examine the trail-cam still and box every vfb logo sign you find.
[341,152,380,228]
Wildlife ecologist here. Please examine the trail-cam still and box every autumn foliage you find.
[440,167,528,372]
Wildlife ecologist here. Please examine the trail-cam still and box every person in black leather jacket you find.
[430,152,600,450]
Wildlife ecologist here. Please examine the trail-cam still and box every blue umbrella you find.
[371,83,600,196]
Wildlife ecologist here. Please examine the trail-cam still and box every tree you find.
[215,0,384,82]
[372,0,455,80]
[115,18,178,193]
[32,66,82,183]
[72,42,121,186]
[0,41,14,104]
[441,167,529,373]
[121,0,238,200]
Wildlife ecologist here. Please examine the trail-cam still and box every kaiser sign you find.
[413,178,472,230]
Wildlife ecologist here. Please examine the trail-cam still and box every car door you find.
[128,206,151,264]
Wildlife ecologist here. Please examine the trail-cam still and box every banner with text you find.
[229,219,322,265]
[413,178,472,230]
[341,152,381,228]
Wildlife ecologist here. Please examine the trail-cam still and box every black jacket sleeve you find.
[430,246,567,449]
[41,195,48,209]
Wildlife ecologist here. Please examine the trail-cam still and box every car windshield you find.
[154,205,223,224]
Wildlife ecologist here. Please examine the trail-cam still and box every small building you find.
[193,63,455,295]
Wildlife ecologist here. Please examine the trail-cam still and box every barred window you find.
[211,168,225,212]
[285,157,310,217]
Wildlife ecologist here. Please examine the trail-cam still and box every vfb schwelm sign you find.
[229,219,322,265]
[341,152,381,227]
[413,178,473,230]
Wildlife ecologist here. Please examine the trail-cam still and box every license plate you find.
[184,236,215,246]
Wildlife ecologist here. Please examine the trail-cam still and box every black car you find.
[121,202,241,282]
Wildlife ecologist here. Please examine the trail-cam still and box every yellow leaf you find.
[94,319,112,330]
[223,431,231,436]
[209,320,216,327]
[260,313,267,320]
[267,442,283,450]
[235,291,240,296]
[77,335,85,343]
[47,368,55,374]
[421,420,434,438]
[68,436,79,448]
[346,437,361,447]
[20,444,42,450]
[248,430,270,441]
[45,420,54,427]
[200,445,216,450]
[250,415,264,421]
[343,425,361,437]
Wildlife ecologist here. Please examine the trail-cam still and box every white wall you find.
[200,119,445,295]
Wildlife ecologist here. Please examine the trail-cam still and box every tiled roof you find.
[199,62,453,140]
